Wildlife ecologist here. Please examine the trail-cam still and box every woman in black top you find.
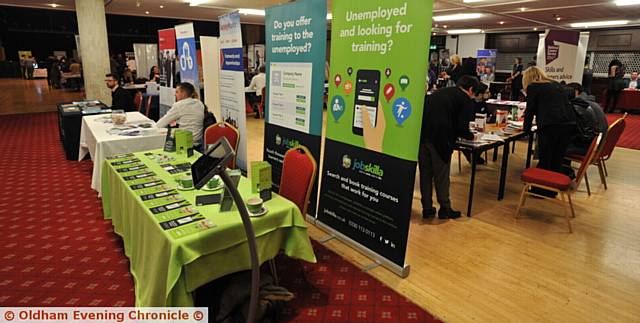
[149,65,161,83]
[605,59,625,112]
[509,57,524,101]
[523,67,577,196]
[445,55,464,85]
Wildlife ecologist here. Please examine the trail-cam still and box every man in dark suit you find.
[624,71,640,90]
[105,73,135,112]
[419,75,479,220]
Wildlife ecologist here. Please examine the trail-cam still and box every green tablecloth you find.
[101,149,316,306]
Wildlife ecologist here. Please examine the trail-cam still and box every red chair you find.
[134,91,143,112]
[515,133,603,233]
[567,113,627,194]
[279,145,318,216]
[258,87,266,118]
[143,95,153,117]
[203,122,240,169]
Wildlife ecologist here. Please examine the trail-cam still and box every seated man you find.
[625,71,639,89]
[566,83,607,135]
[246,65,266,118]
[156,82,205,148]
[563,84,603,169]
[105,73,135,112]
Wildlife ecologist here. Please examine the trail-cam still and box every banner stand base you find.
[314,220,411,278]
[318,235,336,244]
[362,261,381,272]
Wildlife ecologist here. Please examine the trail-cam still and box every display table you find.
[79,112,165,195]
[604,89,640,111]
[57,101,111,161]
[33,68,48,78]
[101,150,316,306]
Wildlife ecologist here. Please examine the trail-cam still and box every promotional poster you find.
[317,0,432,273]
[219,11,248,171]
[158,28,177,115]
[536,30,590,83]
[477,49,497,84]
[175,23,199,90]
[264,0,327,216]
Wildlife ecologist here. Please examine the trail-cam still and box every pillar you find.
[75,0,111,105]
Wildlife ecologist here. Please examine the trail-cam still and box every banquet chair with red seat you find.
[258,87,266,119]
[515,133,602,233]
[269,145,317,284]
[203,122,240,169]
[134,91,143,112]
[567,113,626,194]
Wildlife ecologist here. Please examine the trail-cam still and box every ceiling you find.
[1,0,639,32]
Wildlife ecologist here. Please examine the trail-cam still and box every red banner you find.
[158,28,176,51]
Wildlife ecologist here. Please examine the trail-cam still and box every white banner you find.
[133,43,158,80]
[219,11,248,171]
[200,36,221,120]
[536,30,590,83]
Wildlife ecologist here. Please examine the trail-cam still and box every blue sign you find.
[221,48,244,72]
[175,23,199,89]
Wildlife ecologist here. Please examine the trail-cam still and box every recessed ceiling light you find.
[533,27,538,31]
[238,8,265,16]
[443,25,448,28]
[49,3,60,8]
[433,13,482,22]
[556,17,562,21]
[570,20,629,28]
[159,5,164,9]
[432,32,437,35]
[520,7,526,11]
[615,0,640,5]
[434,24,439,27]
[189,0,208,6]
[136,1,140,7]
[499,21,505,25]
[447,29,483,34]
[145,11,150,14]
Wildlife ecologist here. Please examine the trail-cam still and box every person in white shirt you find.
[626,71,639,90]
[246,65,266,118]
[156,82,205,146]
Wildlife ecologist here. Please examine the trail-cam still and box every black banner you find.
[317,139,416,267]
[263,123,322,215]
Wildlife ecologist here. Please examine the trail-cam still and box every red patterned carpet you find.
[607,113,640,150]
[0,112,440,322]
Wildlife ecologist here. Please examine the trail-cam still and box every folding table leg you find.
[467,151,477,217]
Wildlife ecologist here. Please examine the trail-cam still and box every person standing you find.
[19,56,27,79]
[522,67,577,196]
[104,73,135,112]
[419,75,479,219]
[156,82,205,147]
[582,57,593,95]
[25,56,36,79]
[605,59,625,112]
[245,65,266,118]
[445,54,464,85]
[508,57,524,101]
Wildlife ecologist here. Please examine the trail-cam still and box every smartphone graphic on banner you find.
[352,69,380,136]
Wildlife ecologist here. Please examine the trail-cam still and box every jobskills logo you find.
[342,155,384,178]
[275,134,299,149]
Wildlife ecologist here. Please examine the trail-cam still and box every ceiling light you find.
[145,11,150,14]
[432,32,437,35]
[556,17,562,21]
[447,29,483,34]
[326,13,332,20]
[189,0,208,6]
[443,25,448,28]
[570,20,629,28]
[160,5,164,9]
[238,8,265,16]
[499,21,505,25]
[463,0,484,2]
[49,3,59,8]
[615,0,640,5]
[433,13,482,22]
[533,27,538,31]
[520,7,526,11]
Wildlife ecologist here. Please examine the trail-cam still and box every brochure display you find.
[158,28,177,116]
[264,0,327,215]
[317,0,432,276]
[536,30,590,83]
[219,12,249,172]
[175,23,200,90]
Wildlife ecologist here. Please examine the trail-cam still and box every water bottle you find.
[497,92,502,101]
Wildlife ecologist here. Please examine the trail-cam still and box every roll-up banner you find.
[536,30,590,83]
[477,49,497,84]
[200,36,222,119]
[175,23,200,90]
[219,11,249,172]
[158,28,177,117]
[264,0,327,216]
[317,0,432,277]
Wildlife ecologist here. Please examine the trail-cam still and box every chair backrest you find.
[144,95,152,117]
[599,113,627,161]
[260,87,266,107]
[575,133,603,188]
[279,145,317,216]
[134,91,143,112]
[204,122,240,168]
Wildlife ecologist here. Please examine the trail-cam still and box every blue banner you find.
[175,23,199,89]
[221,48,244,72]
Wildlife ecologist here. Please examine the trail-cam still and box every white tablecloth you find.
[78,112,166,195]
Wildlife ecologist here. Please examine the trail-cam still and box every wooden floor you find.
[0,79,84,115]
[5,78,640,322]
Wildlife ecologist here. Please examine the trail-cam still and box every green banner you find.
[326,1,431,161]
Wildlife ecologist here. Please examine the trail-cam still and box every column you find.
[75,0,111,105]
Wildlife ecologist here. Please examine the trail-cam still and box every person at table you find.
[605,59,625,112]
[508,57,524,101]
[522,67,577,197]
[105,73,135,112]
[149,66,161,83]
[444,55,464,85]
[156,82,205,148]
[246,65,266,118]
[462,82,490,165]
[625,71,639,90]
[419,75,479,220]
